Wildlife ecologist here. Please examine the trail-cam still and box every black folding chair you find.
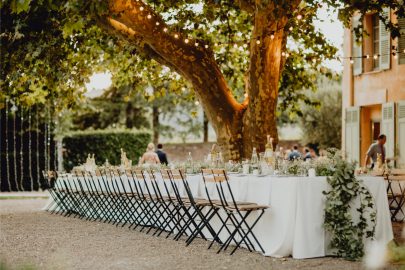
[386,169,405,222]
[201,169,268,255]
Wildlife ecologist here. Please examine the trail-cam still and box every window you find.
[372,14,380,70]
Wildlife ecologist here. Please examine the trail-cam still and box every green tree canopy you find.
[1,0,403,159]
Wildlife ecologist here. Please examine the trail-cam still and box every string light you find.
[130,9,405,63]
[194,101,199,106]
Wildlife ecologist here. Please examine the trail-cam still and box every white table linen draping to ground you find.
[44,174,393,259]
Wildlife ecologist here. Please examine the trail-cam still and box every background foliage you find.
[62,130,151,171]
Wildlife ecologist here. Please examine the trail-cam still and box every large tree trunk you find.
[203,112,209,143]
[152,106,159,145]
[103,0,299,160]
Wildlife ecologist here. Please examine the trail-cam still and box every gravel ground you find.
[0,199,401,270]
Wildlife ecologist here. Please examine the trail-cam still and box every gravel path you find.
[0,199,399,270]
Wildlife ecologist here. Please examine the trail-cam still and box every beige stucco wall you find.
[342,10,405,160]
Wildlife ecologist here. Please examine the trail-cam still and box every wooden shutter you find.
[379,7,391,70]
[381,102,395,159]
[352,16,362,75]
[398,17,405,65]
[345,107,360,164]
[397,101,405,168]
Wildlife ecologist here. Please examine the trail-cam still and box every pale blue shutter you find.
[352,16,362,75]
[379,8,391,70]
[345,107,360,164]
[397,101,405,168]
[381,102,395,159]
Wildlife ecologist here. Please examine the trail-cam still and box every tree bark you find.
[203,112,209,143]
[102,0,301,160]
[152,105,159,145]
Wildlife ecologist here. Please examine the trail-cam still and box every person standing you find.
[156,143,168,165]
[138,143,160,165]
[363,134,386,169]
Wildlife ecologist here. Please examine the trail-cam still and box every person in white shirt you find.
[363,134,386,169]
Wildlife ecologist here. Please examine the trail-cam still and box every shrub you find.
[62,129,151,171]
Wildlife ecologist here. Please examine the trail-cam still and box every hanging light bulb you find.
[140,6,144,11]
[270,34,275,40]
[281,52,286,56]
[289,26,293,31]
[244,93,248,98]
[256,39,261,45]
[147,14,152,19]
[184,38,189,44]
[366,54,370,59]
[393,53,398,59]
[204,44,209,49]
[373,54,378,59]
[243,43,248,48]
[286,53,290,57]
[156,22,160,26]
[174,33,179,39]
[163,27,168,32]
[195,42,199,47]
[297,14,303,20]
[195,101,200,106]
[350,57,354,64]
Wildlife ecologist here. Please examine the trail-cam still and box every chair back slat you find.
[387,175,405,181]
[390,169,405,176]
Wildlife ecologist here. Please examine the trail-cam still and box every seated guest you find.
[309,147,318,159]
[288,145,301,161]
[303,148,311,161]
[138,143,160,165]
[156,143,168,165]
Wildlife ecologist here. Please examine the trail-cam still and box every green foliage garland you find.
[323,155,376,260]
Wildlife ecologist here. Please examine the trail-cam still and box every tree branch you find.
[104,0,243,121]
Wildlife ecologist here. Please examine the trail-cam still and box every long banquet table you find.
[44,173,393,259]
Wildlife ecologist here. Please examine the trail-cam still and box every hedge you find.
[63,130,151,171]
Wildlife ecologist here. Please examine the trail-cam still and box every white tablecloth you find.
[45,174,393,259]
